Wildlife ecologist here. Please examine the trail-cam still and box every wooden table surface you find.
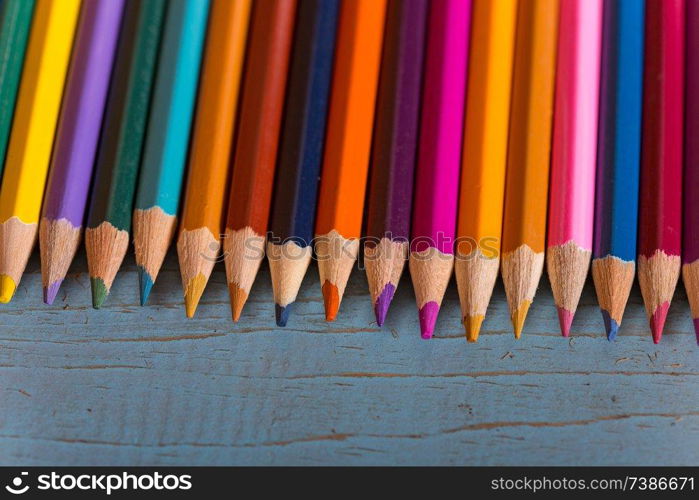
[0,251,697,466]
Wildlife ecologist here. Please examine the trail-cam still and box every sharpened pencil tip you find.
[0,275,16,303]
[464,314,483,343]
[649,301,670,344]
[228,283,248,322]
[138,267,154,306]
[374,283,396,327]
[184,274,207,318]
[90,278,108,309]
[600,309,619,341]
[275,303,291,327]
[322,280,339,321]
[556,306,574,337]
[43,280,63,305]
[693,318,699,346]
[419,302,439,339]
[511,301,531,339]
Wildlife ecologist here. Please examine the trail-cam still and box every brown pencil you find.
[223,0,297,322]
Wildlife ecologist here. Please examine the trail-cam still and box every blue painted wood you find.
[0,250,696,465]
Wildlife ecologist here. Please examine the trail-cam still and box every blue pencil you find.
[133,0,210,305]
[267,0,340,327]
[592,0,645,341]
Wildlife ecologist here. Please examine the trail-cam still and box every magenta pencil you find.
[684,0,699,344]
[409,0,471,339]
[39,0,125,304]
[546,0,603,337]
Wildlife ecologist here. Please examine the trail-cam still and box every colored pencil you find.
[592,0,645,341]
[546,0,603,337]
[364,0,427,327]
[455,0,517,342]
[500,0,559,339]
[85,0,166,309]
[133,0,210,306]
[314,0,387,321]
[0,0,80,304]
[39,0,125,306]
[177,0,251,318]
[224,0,297,322]
[0,0,35,176]
[639,0,685,344]
[684,0,699,345]
[409,0,471,339]
[267,0,340,327]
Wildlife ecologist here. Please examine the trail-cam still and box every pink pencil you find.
[409,0,471,339]
[547,0,603,337]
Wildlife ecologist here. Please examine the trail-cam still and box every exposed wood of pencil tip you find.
[455,248,500,342]
[223,226,266,321]
[409,246,454,310]
[0,216,36,301]
[267,239,313,308]
[177,226,219,318]
[683,260,699,320]
[501,244,545,339]
[85,221,129,288]
[315,229,360,321]
[591,255,636,326]
[546,240,592,312]
[39,217,81,289]
[638,249,681,343]
[364,237,408,303]
[133,206,177,284]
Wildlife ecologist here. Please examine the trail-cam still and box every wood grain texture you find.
[0,250,697,466]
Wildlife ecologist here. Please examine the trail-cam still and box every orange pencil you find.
[501,0,559,338]
[455,0,518,342]
[176,0,251,317]
[314,0,387,321]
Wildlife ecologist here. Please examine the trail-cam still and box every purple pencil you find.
[409,0,471,339]
[39,0,125,305]
[364,0,428,327]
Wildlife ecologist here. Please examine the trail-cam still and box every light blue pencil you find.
[133,0,210,305]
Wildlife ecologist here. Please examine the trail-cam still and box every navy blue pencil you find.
[591,0,645,341]
[267,0,340,327]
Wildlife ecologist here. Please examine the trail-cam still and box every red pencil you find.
[638,0,685,344]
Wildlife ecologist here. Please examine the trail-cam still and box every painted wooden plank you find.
[0,251,696,466]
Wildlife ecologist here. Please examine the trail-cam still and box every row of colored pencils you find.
[0,0,696,345]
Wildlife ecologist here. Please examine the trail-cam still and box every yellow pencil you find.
[455,0,518,341]
[0,0,80,303]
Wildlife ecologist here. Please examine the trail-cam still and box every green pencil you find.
[0,0,35,175]
[85,0,166,309]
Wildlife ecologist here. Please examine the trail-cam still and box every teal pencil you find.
[133,0,210,305]
[0,0,35,175]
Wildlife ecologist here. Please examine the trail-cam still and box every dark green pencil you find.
[0,0,35,175]
[85,0,166,309]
